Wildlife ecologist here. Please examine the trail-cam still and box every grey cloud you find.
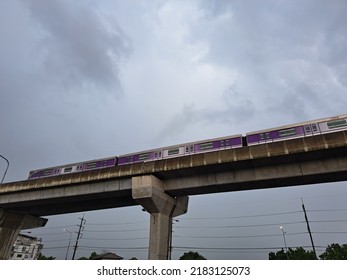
[194,84,256,127]
[199,0,232,18]
[0,1,132,182]
[158,87,255,141]
[319,4,347,87]
[190,0,347,119]
[158,104,200,140]
[22,0,131,95]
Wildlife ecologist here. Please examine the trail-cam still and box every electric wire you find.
[35,206,347,258]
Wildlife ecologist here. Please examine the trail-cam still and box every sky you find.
[1,0,347,260]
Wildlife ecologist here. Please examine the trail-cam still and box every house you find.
[10,233,43,260]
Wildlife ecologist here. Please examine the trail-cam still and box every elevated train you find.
[28,114,347,179]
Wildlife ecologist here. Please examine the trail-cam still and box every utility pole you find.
[72,215,86,260]
[279,226,289,259]
[63,229,73,260]
[301,198,317,259]
[168,219,179,260]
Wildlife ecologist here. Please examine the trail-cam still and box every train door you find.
[304,123,320,136]
[259,132,272,144]
[154,150,162,160]
[304,124,313,136]
[184,144,194,155]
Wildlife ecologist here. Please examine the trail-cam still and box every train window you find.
[305,125,311,133]
[225,140,229,146]
[327,119,347,129]
[312,124,318,131]
[279,128,296,137]
[139,153,150,161]
[168,148,179,156]
[185,147,189,153]
[86,162,97,169]
[43,169,53,176]
[266,133,270,139]
[190,145,194,152]
[260,134,265,140]
[220,140,224,147]
[200,142,214,150]
[64,167,73,173]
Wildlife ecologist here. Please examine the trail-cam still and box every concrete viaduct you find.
[1,131,347,259]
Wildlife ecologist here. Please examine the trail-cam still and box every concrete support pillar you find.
[132,175,188,260]
[0,209,47,260]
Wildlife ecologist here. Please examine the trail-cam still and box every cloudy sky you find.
[1,0,347,260]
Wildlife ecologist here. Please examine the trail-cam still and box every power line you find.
[36,225,76,230]
[32,218,347,236]
[312,231,347,234]
[174,232,307,239]
[28,217,347,237]
[172,245,327,251]
[309,219,347,223]
[84,228,148,233]
[181,210,302,220]
[78,245,148,250]
[25,208,347,233]
[175,220,306,229]
[308,208,347,213]
[87,221,148,226]
[82,237,148,241]
[41,230,347,244]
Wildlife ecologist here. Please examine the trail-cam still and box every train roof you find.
[246,114,347,135]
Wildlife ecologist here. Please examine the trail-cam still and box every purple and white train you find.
[28,114,347,179]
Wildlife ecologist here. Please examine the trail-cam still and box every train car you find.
[117,134,243,165]
[27,114,347,179]
[246,114,347,146]
[28,156,117,179]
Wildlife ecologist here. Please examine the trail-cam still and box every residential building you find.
[10,233,43,260]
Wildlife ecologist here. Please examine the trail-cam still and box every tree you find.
[269,249,287,260]
[320,243,347,260]
[179,251,206,260]
[37,253,56,260]
[269,247,316,260]
[78,251,99,260]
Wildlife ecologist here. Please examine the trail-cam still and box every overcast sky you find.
[1,0,347,260]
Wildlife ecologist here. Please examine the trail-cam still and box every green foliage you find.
[37,253,56,260]
[269,247,316,260]
[269,249,288,260]
[179,251,207,260]
[320,243,347,260]
[270,244,347,260]
[78,251,99,260]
